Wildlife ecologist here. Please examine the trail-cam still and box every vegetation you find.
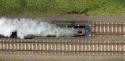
[0,0,125,16]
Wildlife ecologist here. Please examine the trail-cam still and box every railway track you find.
[0,38,125,55]
[0,22,125,55]
[91,22,125,36]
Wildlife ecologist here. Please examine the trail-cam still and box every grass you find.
[0,0,125,16]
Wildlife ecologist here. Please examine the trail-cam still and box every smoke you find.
[0,17,76,39]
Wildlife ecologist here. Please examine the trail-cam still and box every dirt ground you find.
[4,15,125,22]
[0,54,125,61]
[42,15,125,22]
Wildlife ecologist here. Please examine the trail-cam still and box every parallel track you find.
[0,39,125,55]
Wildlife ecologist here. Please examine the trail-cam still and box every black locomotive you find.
[1,21,92,39]
[53,21,91,37]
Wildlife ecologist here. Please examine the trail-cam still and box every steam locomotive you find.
[0,19,91,39]
[53,21,91,37]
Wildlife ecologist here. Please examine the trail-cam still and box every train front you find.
[53,21,92,37]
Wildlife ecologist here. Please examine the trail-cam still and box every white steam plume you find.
[0,17,76,39]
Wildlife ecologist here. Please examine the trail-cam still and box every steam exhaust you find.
[0,17,77,39]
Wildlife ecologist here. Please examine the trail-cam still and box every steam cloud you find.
[0,17,76,39]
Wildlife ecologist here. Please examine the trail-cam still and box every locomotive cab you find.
[71,24,91,37]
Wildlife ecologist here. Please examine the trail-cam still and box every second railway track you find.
[0,38,125,55]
